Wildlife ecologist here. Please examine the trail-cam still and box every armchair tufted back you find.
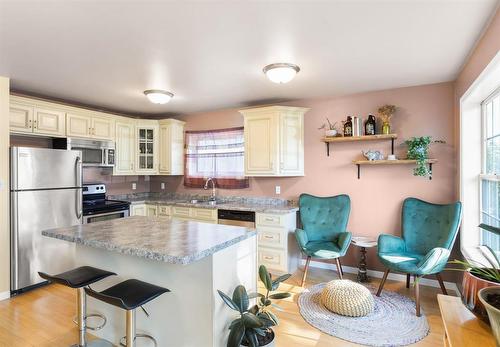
[299,194,351,242]
[402,198,462,255]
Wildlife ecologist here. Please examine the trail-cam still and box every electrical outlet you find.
[132,182,137,190]
[275,186,281,195]
[161,182,166,190]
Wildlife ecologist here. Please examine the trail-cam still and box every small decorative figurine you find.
[362,150,384,161]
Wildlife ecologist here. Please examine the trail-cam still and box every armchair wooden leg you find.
[406,273,410,288]
[335,258,343,280]
[436,273,447,295]
[415,276,421,317]
[301,256,311,287]
[337,258,344,276]
[376,269,390,296]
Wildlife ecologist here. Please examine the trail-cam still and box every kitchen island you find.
[42,216,257,347]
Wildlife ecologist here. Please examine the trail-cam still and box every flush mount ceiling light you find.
[144,90,174,104]
[263,63,300,84]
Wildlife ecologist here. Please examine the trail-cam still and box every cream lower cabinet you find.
[114,120,136,175]
[240,106,307,176]
[131,204,157,216]
[256,212,300,273]
[159,119,185,175]
[172,206,217,223]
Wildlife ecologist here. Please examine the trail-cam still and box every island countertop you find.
[42,216,256,265]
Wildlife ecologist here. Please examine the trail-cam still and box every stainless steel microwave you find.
[53,138,115,167]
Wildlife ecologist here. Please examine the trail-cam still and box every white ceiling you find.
[0,0,497,116]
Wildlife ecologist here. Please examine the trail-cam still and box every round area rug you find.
[298,282,429,346]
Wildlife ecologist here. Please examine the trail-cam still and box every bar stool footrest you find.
[73,313,107,331]
[119,333,158,347]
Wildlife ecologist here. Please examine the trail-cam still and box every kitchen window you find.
[184,127,249,189]
[481,88,500,254]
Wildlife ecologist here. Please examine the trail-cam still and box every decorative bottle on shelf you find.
[365,115,376,135]
[344,116,353,137]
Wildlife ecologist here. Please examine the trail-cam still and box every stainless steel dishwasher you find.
[217,209,255,228]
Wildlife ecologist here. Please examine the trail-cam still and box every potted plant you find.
[318,118,338,137]
[479,287,500,344]
[377,104,396,134]
[448,243,500,323]
[404,136,445,177]
[217,265,291,347]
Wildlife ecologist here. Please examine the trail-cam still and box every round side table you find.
[351,237,378,282]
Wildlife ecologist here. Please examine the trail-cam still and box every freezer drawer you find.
[11,189,80,291]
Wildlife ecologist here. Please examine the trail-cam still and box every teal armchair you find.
[376,197,462,316]
[295,194,351,286]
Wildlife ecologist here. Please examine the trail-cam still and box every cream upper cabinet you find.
[66,113,114,140]
[240,106,308,176]
[114,119,136,175]
[10,102,33,133]
[33,107,66,136]
[92,116,114,140]
[66,113,91,138]
[159,119,185,175]
[136,120,159,175]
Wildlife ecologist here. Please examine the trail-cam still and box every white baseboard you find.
[301,259,460,296]
[0,291,10,301]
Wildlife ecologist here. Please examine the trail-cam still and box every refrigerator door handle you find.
[11,192,19,290]
[75,156,82,187]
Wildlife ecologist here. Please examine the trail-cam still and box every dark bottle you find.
[344,116,353,137]
[365,115,376,135]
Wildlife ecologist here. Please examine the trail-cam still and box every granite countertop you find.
[123,196,299,214]
[42,216,257,265]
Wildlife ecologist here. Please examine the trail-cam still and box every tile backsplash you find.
[83,167,150,195]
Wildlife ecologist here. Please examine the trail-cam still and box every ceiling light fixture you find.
[263,63,300,84]
[144,90,174,104]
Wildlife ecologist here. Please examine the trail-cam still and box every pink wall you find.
[152,82,458,274]
[83,168,150,195]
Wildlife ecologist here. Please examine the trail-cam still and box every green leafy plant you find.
[448,245,500,283]
[218,265,291,347]
[404,136,445,177]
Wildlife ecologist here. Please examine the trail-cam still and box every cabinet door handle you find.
[33,120,37,129]
[28,119,32,129]
[265,217,274,221]
[264,235,274,239]
[264,256,274,260]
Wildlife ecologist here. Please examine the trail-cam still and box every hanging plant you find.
[404,136,445,177]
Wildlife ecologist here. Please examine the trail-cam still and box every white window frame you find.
[479,87,500,246]
[460,51,500,263]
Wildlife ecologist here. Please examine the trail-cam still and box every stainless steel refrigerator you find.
[11,147,82,292]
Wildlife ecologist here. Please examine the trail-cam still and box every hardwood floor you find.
[0,267,451,347]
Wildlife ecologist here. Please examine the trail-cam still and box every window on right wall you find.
[480,87,500,254]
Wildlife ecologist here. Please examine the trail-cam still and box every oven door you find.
[83,209,129,224]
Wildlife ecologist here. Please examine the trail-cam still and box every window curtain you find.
[184,127,249,189]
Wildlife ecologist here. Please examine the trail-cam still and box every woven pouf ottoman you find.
[321,279,374,317]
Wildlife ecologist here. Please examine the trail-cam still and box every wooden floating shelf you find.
[322,134,398,156]
[323,133,398,143]
[352,159,438,165]
[353,159,438,180]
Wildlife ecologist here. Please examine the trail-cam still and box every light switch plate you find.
[275,186,281,195]
[161,182,165,190]
[132,182,137,190]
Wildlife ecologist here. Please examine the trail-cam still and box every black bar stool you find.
[38,266,116,347]
[85,279,170,347]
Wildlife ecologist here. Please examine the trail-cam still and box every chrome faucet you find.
[204,177,217,202]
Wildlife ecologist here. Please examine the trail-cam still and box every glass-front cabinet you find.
[135,121,159,174]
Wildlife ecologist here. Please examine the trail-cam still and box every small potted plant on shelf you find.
[217,265,291,347]
[377,104,396,134]
[318,118,338,137]
[404,136,445,177]
[448,240,500,323]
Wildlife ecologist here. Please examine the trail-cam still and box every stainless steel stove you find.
[82,184,130,224]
